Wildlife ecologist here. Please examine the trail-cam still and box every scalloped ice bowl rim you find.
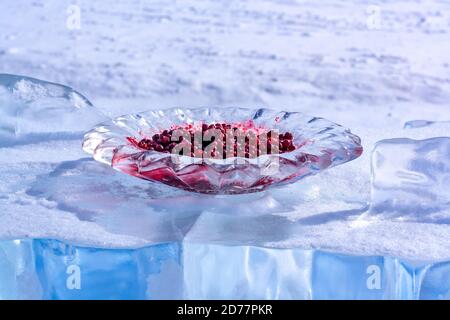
[82,107,363,194]
[83,107,362,162]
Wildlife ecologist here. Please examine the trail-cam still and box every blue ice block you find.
[1,239,449,299]
[33,240,183,300]
[0,240,41,299]
[419,261,450,300]
[183,244,313,299]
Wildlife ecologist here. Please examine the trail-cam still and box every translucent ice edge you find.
[0,73,106,147]
[1,238,449,300]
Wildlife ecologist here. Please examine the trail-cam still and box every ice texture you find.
[1,239,450,300]
[18,157,364,248]
[0,74,105,146]
[0,240,41,299]
[369,138,450,222]
[33,240,183,300]
[1,0,450,300]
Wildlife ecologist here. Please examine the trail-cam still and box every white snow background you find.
[0,0,450,261]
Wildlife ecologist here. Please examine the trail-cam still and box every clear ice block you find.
[369,137,450,222]
[0,74,106,146]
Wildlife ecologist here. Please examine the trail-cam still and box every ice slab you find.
[0,74,106,146]
[33,240,183,300]
[0,156,447,262]
[13,156,364,248]
[1,239,449,300]
[1,0,450,299]
[0,240,41,299]
[368,137,450,222]
[0,74,449,298]
[26,158,200,246]
[0,89,449,261]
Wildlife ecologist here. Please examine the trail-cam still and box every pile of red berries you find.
[128,122,295,159]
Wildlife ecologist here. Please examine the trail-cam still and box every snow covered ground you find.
[1,0,449,116]
[0,0,450,299]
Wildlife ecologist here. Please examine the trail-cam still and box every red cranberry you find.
[137,138,153,150]
[154,144,164,152]
[160,135,170,145]
[130,122,297,158]
[281,140,291,149]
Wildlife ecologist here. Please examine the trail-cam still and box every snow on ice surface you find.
[1,128,450,261]
[0,0,450,264]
